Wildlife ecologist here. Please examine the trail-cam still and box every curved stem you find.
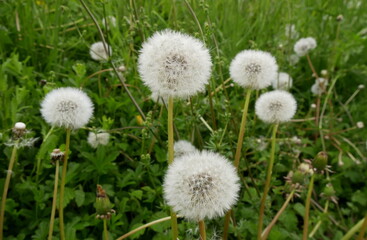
[261,190,295,240]
[306,54,319,78]
[59,128,71,240]
[303,174,315,240]
[48,160,60,240]
[167,96,178,239]
[103,219,108,240]
[356,214,367,240]
[0,141,19,239]
[199,220,206,240]
[309,200,329,238]
[257,123,279,240]
[341,217,365,240]
[116,216,172,240]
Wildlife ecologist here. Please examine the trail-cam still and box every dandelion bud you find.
[138,29,212,99]
[336,14,344,21]
[40,87,94,129]
[294,37,317,56]
[255,90,297,124]
[163,150,240,221]
[291,170,306,185]
[51,149,64,163]
[230,50,278,90]
[358,84,365,89]
[90,42,112,61]
[321,183,338,204]
[313,151,328,172]
[321,69,328,76]
[95,185,115,220]
[12,122,26,139]
[356,121,364,128]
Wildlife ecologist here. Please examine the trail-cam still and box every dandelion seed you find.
[255,90,297,124]
[87,132,110,148]
[163,150,240,221]
[138,29,212,99]
[272,72,293,90]
[230,50,278,90]
[40,87,94,129]
[90,42,112,61]
[174,140,198,159]
[294,37,317,56]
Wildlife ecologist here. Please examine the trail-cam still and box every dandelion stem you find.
[199,220,206,240]
[167,96,178,239]
[257,123,279,240]
[0,140,19,239]
[356,214,367,240]
[261,190,295,240]
[48,160,60,240]
[103,219,109,240]
[303,174,315,240]
[59,128,71,240]
[309,200,329,238]
[116,216,172,240]
[306,54,319,78]
[223,89,252,240]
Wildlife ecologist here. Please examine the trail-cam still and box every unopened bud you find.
[12,122,27,139]
[358,84,365,89]
[51,149,64,163]
[336,14,344,21]
[322,184,336,198]
[95,185,115,219]
[313,151,328,172]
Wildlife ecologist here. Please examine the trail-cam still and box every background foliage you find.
[0,0,367,239]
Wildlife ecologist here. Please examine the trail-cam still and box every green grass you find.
[0,0,367,239]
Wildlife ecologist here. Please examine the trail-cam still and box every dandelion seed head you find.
[138,29,212,99]
[272,72,293,90]
[88,132,110,148]
[14,122,26,130]
[357,121,364,129]
[90,41,112,61]
[41,87,93,129]
[174,140,198,159]
[230,50,278,90]
[311,78,328,95]
[285,24,299,39]
[163,150,240,221]
[294,37,317,56]
[255,90,297,123]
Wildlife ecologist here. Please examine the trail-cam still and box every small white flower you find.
[358,84,365,89]
[138,29,212,99]
[298,163,314,175]
[285,24,299,39]
[41,87,94,129]
[88,132,110,148]
[356,121,364,129]
[90,42,112,61]
[102,16,117,28]
[255,90,297,123]
[311,78,328,95]
[230,50,278,90]
[174,140,198,159]
[272,72,293,90]
[294,37,317,56]
[163,150,240,221]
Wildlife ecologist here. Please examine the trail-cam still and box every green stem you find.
[356,214,367,240]
[167,96,178,239]
[59,128,71,240]
[103,219,109,240]
[309,200,329,238]
[199,220,206,240]
[261,190,295,240]
[303,174,315,240]
[223,89,252,240]
[257,123,279,240]
[341,217,365,240]
[48,160,60,240]
[0,141,19,239]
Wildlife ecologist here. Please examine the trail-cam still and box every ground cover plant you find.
[0,0,367,239]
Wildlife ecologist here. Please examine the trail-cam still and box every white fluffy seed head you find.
[285,24,299,39]
[272,72,293,90]
[230,50,278,90]
[174,140,198,159]
[88,132,110,148]
[14,122,26,130]
[90,42,112,61]
[40,87,94,129]
[163,150,240,221]
[255,90,297,123]
[311,77,328,95]
[294,37,317,56]
[138,29,212,99]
